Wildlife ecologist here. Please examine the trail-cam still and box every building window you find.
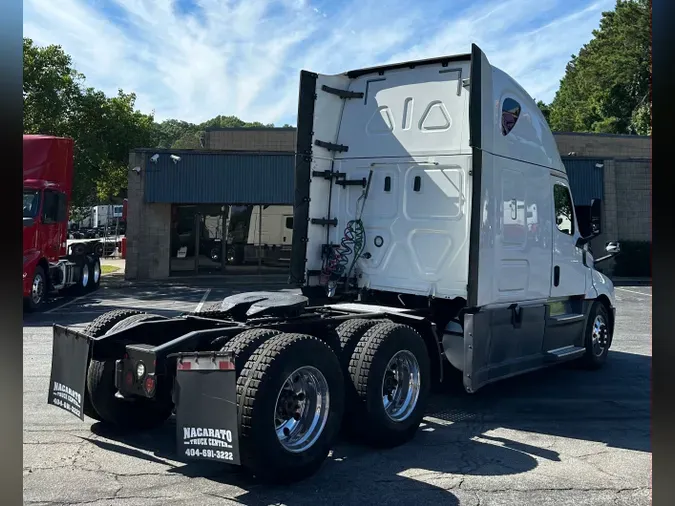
[501,97,521,136]
[554,183,575,235]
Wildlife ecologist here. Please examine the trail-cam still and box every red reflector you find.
[144,376,156,395]
[177,361,191,370]
[124,371,133,387]
[219,361,234,370]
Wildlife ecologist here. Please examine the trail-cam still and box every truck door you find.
[41,189,68,261]
[549,176,587,298]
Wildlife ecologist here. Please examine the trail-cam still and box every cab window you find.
[554,183,575,235]
[501,98,521,135]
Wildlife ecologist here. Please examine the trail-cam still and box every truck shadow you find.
[85,349,650,505]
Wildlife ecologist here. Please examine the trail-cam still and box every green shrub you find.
[612,241,651,278]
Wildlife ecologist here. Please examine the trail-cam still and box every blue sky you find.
[23,0,615,126]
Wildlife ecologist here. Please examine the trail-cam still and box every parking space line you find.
[43,294,91,314]
[194,288,212,312]
[616,287,652,297]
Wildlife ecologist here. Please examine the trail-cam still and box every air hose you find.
[320,170,373,287]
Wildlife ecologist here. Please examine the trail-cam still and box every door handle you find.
[553,266,560,287]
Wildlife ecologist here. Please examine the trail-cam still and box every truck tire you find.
[82,309,147,420]
[25,265,47,311]
[94,242,104,257]
[71,243,86,256]
[87,256,101,292]
[347,321,431,448]
[86,313,173,430]
[336,318,387,370]
[83,309,145,338]
[199,301,223,313]
[579,301,612,369]
[218,328,281,374]
[72,256,91,295]
[335,318,388,423]
[237,333,345,483]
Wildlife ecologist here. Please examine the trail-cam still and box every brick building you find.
[556,133,651,276]
[203,127,296,152]
[125,128,650,280]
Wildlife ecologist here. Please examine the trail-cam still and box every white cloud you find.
[23,0,614,126]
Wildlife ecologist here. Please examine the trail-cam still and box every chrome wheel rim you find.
[591,314,608,357]
[274,366,330,453]
[93,261,100,283]
[382,350,421,422]
[31,273,45,305]
[81,264,89,286]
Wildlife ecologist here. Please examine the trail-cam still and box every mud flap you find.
[174,352,241,465]
[47,325,92,420]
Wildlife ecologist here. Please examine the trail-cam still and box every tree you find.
[152,119,200,148]
[171,131,203,149]
[23,38,156,205]
[536,100,551,124]
[548,0,651,135]
[23,38,83,136]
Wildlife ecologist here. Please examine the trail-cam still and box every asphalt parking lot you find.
[23,279,652,506]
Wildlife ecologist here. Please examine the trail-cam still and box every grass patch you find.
[101,265,121,275]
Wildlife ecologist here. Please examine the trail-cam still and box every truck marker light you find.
[144,376,156,395]
[136,362,146,378]
[124,371,134,387]
[219,361,234,370]
[177,361,192,370]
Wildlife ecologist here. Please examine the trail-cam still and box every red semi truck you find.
[23,135,102,310]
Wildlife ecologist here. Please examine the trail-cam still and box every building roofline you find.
[203,127,297,132]
[131,148,295,156]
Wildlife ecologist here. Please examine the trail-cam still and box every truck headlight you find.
[136,362,146,378]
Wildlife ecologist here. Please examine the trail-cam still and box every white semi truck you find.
[47,45,620,484]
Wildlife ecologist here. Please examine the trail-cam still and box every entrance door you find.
[550,176,587,298]
[170,205,198,274]
[197,206,225,274]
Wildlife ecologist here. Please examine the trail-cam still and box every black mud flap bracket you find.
[173,352,241,466]
[47,324,92,420]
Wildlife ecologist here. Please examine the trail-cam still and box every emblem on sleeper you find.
[183,427,234,448]
[50,381,82,417]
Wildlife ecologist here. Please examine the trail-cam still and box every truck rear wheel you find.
[87,313,173,430]
[237,333,345,483]
[87,256,101,292]
[336,318,387,370]
[82,309,146,420]
[72,257,91,295]
[218,328,281,374]
[347,322,431,448]
[335,318,388,426]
